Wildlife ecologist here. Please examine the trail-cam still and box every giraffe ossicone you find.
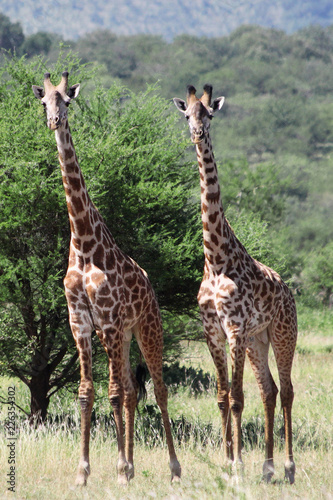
[32,72,181,486]
[174,84,297,484]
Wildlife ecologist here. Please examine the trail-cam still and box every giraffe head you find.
[32,72,80,130]
[173,85,224,144]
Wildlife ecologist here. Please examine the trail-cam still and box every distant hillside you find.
[1,0,333,40]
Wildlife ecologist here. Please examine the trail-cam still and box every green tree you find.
[75,30,138,79]
[68,81,203,312]
[0,13,24,52]
[21,32,55,58]
[301,242,333,305]
[216,158,291,224]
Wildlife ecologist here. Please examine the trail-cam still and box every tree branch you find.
[0,395,30,417]
[48,350,79,394]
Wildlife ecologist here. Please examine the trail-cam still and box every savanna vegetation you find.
[0,12,332,498]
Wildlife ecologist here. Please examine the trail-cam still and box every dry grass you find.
[1,429,332,499]
[1,307,333,499]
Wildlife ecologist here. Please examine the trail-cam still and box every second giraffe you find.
[173,84,297,484]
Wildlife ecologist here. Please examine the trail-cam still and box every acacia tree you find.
[0,53,202,421]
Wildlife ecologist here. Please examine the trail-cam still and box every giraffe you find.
[173,84,297,484]
[32,72,181,486]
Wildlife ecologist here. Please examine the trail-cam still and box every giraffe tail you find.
[135,362,147,403]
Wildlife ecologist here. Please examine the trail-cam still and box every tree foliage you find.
[0,13,24,52]
[301,242,333,305]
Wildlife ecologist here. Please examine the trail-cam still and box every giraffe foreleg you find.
[104,327,128,485]
[206,334,233,463]
[200,302,234,465]
[76,386,94,486]
[65,282,95,486]
[74,332,95,487]
[228,331,247,471]
[123,335,137,482]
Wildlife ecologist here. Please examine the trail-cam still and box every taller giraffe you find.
[32,72,181,486]
[174,85,297,483]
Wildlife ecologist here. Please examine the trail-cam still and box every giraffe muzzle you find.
[48,116,61,130]
[49,122,59,131]
[191,132,205,144]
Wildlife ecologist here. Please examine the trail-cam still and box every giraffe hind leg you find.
[102,326,129,485]
[133,321,181,482]
[269,313,297,484]
[246,329,278,483]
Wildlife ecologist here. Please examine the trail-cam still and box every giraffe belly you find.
[199,274,275,342]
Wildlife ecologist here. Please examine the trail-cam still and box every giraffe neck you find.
[196,135,233,271]
[55,120,99,247]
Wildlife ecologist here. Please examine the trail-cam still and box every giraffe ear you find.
[212,96,225,112]
[173,98,187,113]
[32,85,45,100]
[67,83,80,99]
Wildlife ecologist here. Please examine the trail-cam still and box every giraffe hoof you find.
[75,462,90,486]
[170,460,181,483]
[127,464,135,481]
[284,460,295,484]
[117,460,130,485]
[117,474,129,486]
[75,475,87,487]
[262,460,274,483]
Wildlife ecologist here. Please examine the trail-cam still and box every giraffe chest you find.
[65,265,122,313]
[64,258,151,331]
[198,268,282,338]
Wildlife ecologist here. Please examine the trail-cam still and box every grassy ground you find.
[0,305,332,499]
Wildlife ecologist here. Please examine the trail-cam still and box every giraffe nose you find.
[49,116,61,130]
[192,129,205,143]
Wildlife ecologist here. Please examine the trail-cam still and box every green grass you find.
[0,305,332,498]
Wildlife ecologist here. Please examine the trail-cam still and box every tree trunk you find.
[29,371,50,425]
